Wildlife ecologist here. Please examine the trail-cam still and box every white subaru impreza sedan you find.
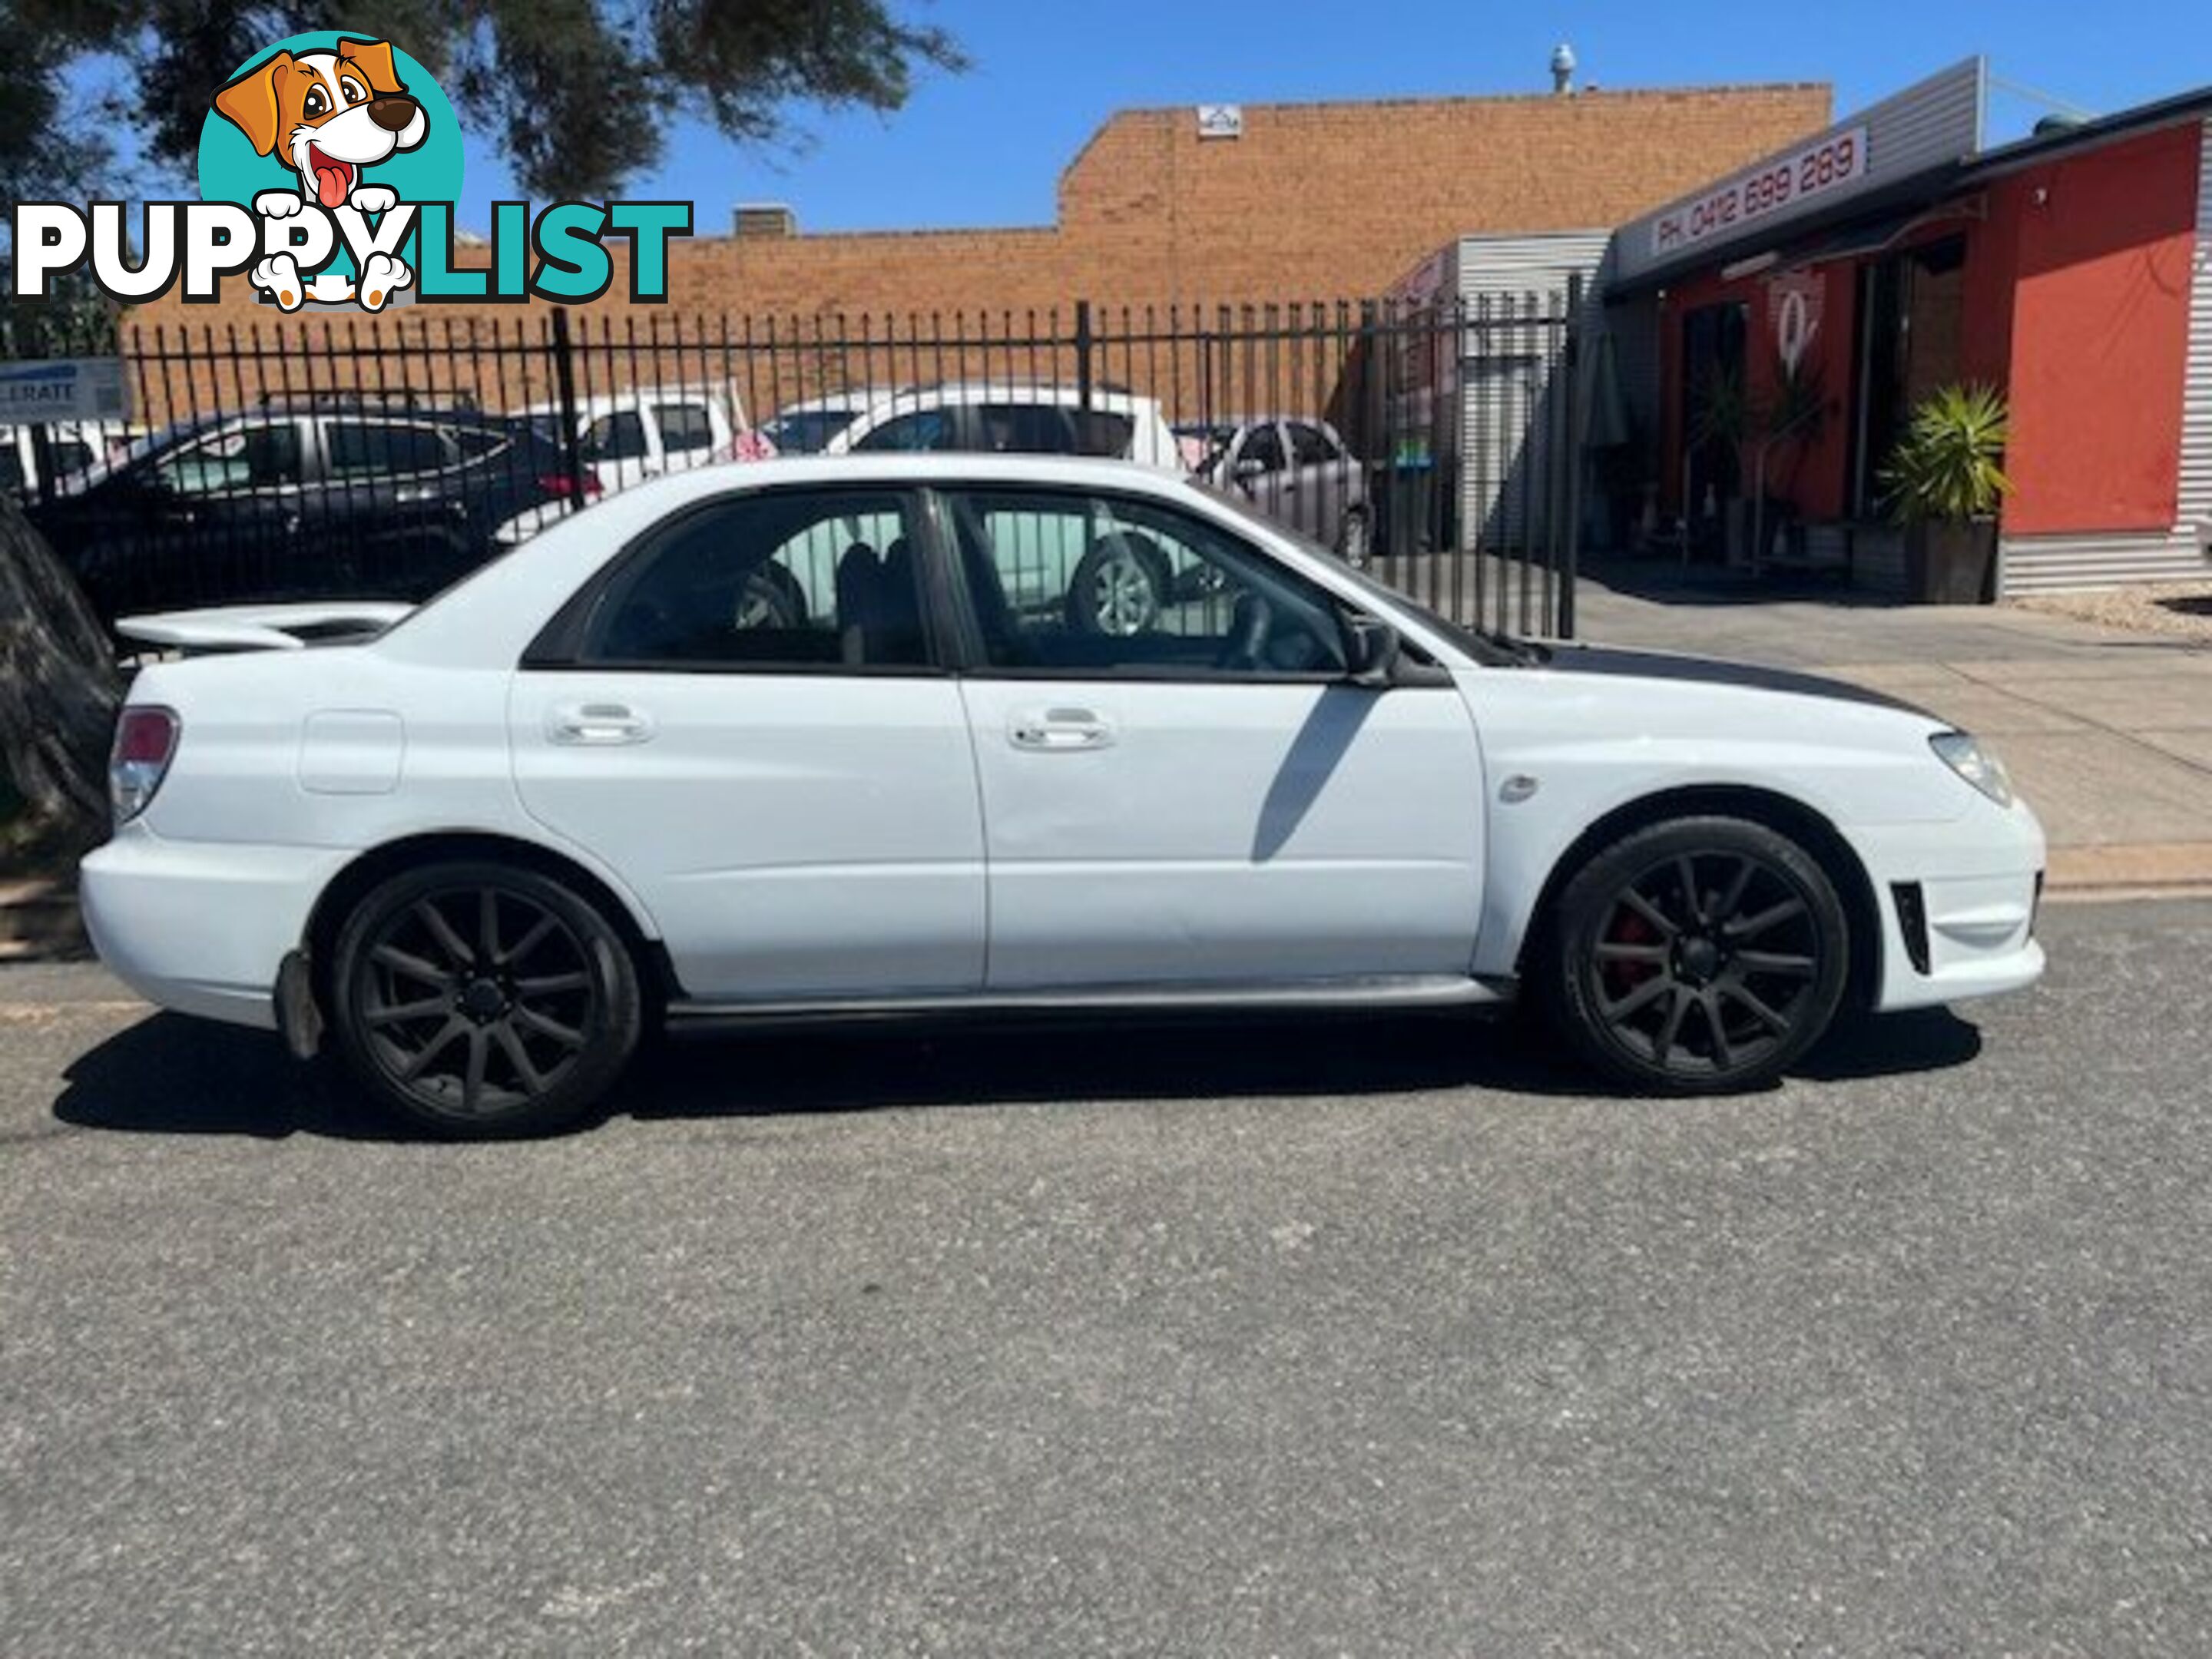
[82,455,2045,1134]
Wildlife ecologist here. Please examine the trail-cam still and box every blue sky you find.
[442,0,2210,233]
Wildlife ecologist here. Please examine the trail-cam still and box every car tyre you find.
[331,860,642,1137]
[1068,533,1167,637]
[1536,816,1849,1094]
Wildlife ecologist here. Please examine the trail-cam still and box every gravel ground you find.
[2011,581,2212,643]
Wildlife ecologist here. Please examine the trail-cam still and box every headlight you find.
[1929,730,2013,807]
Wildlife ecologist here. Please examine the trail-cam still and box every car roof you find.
[520,389,733,416]
[853,383,1161,416]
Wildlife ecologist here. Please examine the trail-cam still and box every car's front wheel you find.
[1538,816,1849,1093]
[330,861,642,1136]
[1068,533,1167,637]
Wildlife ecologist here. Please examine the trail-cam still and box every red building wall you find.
[1993,123,2202,535]
[1650,118,2202,535]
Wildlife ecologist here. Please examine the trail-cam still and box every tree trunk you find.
[0,491,120,855]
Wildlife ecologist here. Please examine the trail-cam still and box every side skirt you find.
[665,974,1515,1033]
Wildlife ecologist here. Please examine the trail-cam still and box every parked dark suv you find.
[28,397,588,624]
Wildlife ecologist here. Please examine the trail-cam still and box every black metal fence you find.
[8,286,1583,637]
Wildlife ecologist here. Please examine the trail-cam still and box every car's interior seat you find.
[873,538,926,664]
[835,541,882,667]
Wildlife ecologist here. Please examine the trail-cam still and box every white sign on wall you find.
[1196,104,1244,140]
[1651,126,1869,260]
[0,357,127,426]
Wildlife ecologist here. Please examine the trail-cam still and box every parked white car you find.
[822,382,1183,469]
[88,455,2045,1135]
[493,388,770,545]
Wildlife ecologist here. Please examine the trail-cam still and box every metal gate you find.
[8,288,1582,636]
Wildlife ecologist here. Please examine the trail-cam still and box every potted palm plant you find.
[1687,361,1751,564]
[1880,383,2013,604]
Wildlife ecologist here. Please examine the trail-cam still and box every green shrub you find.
[1881,383,2014,525]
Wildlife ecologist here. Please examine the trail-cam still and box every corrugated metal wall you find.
[2001,531,2209,592]
[2178,117,2212,532]
[1454,232,1609,547]
[2002,117,2212,594]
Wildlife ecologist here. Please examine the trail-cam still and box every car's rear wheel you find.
[1538,816,1849,1093]
[331,861,641,1136]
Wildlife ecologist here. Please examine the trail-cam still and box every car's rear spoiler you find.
[116,601,416,654]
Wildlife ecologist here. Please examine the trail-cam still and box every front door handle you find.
[1009,707,1114,752]
[547,701,655,745]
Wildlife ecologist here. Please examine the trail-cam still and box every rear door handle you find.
[1009,707,1114,751]
[547,701,655,745]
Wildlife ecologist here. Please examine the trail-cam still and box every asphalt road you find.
[4,899,2210,1656]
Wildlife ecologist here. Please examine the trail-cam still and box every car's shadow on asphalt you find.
[52,1002,1984,1142]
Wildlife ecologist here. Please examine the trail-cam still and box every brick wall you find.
[137,81,1827,330]
[123,81,1829,420]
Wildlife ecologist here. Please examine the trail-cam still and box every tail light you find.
[537,472,603,500]
[111,706,179,823]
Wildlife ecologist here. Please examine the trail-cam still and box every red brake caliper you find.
[1603,907,1657,998]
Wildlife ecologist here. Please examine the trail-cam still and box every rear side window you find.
[50,439,94,474]
[326,422,452,477]
[0,447,23,493]
[565,488,932,671]
[654,402,714,454]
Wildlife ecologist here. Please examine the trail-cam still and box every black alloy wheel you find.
[1543,816,1849,1092]
[333,862,641,1134]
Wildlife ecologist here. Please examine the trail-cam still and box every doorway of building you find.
[1680,302,1749,549]
[1850,234,1966,516]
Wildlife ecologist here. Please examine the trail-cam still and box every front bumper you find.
[79,830,352,1028]
[1846,800,2047,1012]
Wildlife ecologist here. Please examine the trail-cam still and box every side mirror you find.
[1343,612,1402,687]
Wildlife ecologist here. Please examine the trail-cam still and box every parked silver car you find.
[1184,417,1371,564]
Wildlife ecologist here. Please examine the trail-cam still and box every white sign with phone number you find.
[1651,127,1869,260]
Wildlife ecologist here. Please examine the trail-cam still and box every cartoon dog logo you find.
[212,38,424,312]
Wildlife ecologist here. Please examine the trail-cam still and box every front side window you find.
[582,410,649,462]
[1286,422,1341,466]
[942,488,1349,677]
[654,402,714,454]
[760,409,856,454]
[1068,409,1137,459]
[154,422,303,495]
[974,404,1068,454]
[575,488,929,670]
[1235,423,1286,474]
[853,409,959,452]
[326,422,452,477]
